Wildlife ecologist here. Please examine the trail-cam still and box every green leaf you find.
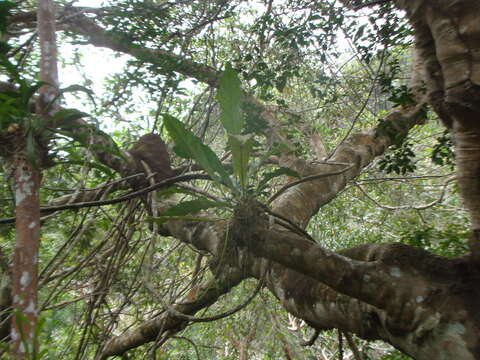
[354,24,366,41]
[0,1,16,34]
[0,41,10,55]
[163,114,235,190]
[217,63,243,135]
[229,134,254,190]
[162,199,229,216]
[51,108,90,125]
[20,81,46,110]
[0,54,21,82]
[155,186,200,199]
[148,198,230,224]
[148,215,223,225]
[26,130,37,167]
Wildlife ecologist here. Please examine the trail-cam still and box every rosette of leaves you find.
[158,63,298,221]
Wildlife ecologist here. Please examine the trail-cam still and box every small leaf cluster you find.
[378,58,416,108]
[400,224,469,258]
[378,141,416,175]
[431,130,454,168]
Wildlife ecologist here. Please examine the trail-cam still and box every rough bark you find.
[11,160,41,358]
[102,203,480,359]
[10,0,59,357]
[391,0,480,264]
[272,105,426,227]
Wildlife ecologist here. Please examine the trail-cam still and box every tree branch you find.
[0,174,210,224]
[99,270,245,359]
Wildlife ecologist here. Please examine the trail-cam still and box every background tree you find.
[0,0,478,359]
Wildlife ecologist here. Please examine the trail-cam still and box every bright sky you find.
[60,0,128,114]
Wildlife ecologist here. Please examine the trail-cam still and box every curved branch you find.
[99,269,245,359]
[355,176,455,211]
[59,8,220,87]
[164,277,263,323]
[267,164,354,204]
[271,104,427,227]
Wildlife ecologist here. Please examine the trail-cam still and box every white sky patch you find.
[54,0,361,134]
[59,43,128,105]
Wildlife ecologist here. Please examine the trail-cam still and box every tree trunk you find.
[11,162,41,358]
[11,0,58,357]
[394,0,480,265]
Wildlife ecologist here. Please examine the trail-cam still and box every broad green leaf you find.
[26,130,37,167]
[229,134,254,190]
[148,198,230,224]
[161,199,229,216]
[217,63,243,135]
[163,114,234,189]
[0,41,10,55]
[155,186,201,199]
[148,215,224,225]
[20,81,46,110]
[0,55,21,82]
[52,108,90,125]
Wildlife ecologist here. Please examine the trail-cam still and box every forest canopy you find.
[0,0,479,359]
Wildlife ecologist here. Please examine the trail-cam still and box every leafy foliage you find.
[431,130,455,168]
[163,113,235,189]
[378,141,416,175]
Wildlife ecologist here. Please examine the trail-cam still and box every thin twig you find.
[260,204,316,243]
[301,328,320,346]
[355,176,455,211]
[353,0,393,10]
[268,165,354,204]
[0,173,211,224]
[345,332,363,360]
[164,278,263,323]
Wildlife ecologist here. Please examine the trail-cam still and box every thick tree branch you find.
[59,9,220,87]
[272,104,427,227]
[0,174,210,225]
[99,268,245,359]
